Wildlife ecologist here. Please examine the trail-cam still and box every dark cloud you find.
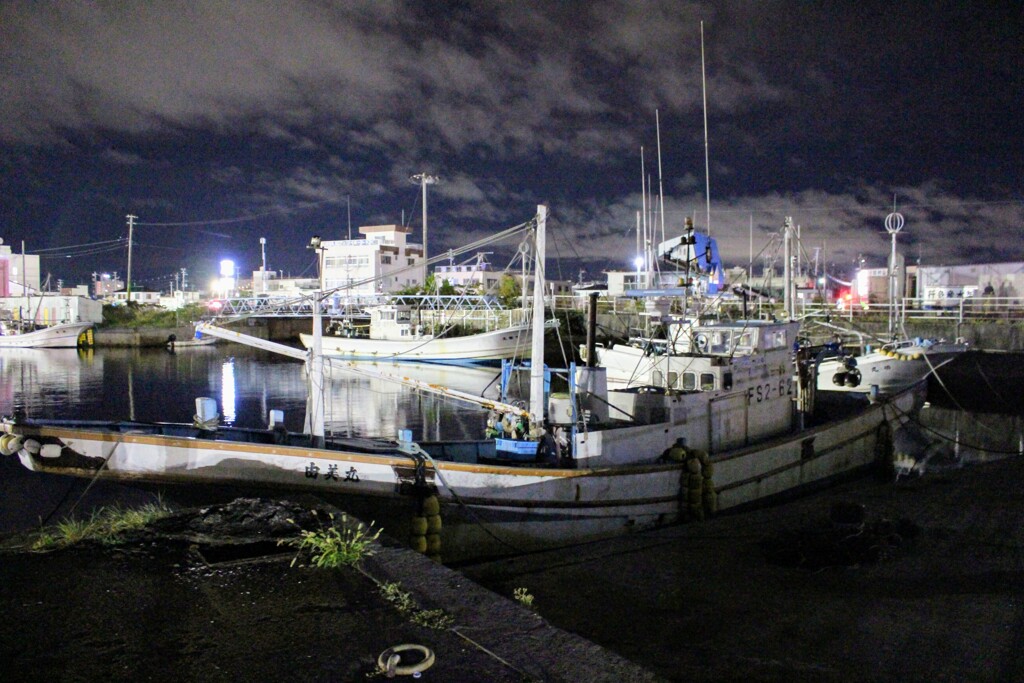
[0,0,1021,286]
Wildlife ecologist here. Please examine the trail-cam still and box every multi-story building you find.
[433,253,501,292]
[318,225,425,295]
[0,240,41,297]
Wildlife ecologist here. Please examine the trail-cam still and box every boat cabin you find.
[368,304,429,340]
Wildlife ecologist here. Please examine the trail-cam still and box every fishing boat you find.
[0,207,922,561]
[0,320,94,349]
[815,337,968,394]
[298,302,531,366]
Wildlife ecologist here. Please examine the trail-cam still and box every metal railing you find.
[797,297,1024,324]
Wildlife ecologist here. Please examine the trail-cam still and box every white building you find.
[914,261,1024,306]
[158,289,204,310]
[110,290,162,305]
[319,225,425,295]
[0,294,102,324]
[434,253,501,292]
[0,240,41,297]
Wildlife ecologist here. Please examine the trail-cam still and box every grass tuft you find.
[378,581,454,630]
[513,587,535,609]
[279,512,382,568]
[31,500,172,551]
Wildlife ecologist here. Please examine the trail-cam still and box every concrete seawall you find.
[95,317,314,347]
[94,315,1024,352]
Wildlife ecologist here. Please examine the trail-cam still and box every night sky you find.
[2,1,1021,290]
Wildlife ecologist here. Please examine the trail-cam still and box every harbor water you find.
[0,344,510,535]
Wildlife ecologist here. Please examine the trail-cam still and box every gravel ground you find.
[0,496,658,683]
[462,458,1024,682]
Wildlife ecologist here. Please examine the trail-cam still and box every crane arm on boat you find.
[194,322,309,361]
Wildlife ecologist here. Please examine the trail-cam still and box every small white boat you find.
[166,333,218,350]
[0,321,94,349]
[299,303,531,365]
[816,338,968,395]
[1,207,923,562]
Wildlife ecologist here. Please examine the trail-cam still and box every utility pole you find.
[259,237,267,293]
[126,214,137,301]
[410,173,439,270]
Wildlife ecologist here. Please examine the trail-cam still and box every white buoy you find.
[23,438,41,455]
[40,444,63,459]
[194,397,219,427]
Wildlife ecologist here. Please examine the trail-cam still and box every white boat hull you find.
[818,345,965,394]
[0,322,93,349]
[2,384,921,561]
[300,325,532,364]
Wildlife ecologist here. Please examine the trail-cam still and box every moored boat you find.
[0,207,923,562]
[299,303,531,366]
[0,320,94,349]
[815,337,968,395]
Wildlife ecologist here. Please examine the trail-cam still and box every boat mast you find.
[701,21,712,240]
[21,241,28,323]
[656,110,666,246]
[639,147,647,289]
[783,217,794,319]
[306,236,326,445]
[529,205,547,427]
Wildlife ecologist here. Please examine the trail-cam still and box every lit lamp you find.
[218,259,235,297]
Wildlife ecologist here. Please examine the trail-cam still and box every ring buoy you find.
[694,333,709,352]
[377,644,435,676]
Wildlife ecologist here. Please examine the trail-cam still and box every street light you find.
[634,256,644,289]
[259,237,267,294]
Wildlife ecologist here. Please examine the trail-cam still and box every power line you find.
[133,198,340,227]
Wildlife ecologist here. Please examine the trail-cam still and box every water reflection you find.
[221,359,237,424]
[0,348,103,417]
[0,346,499,442]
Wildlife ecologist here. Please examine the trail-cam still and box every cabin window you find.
[668,371,679,388]
[737,332,753,351]
[652,370,664,386]
[723,372,733,390]
[767,330,787,349]
[700,372,715,391]
[683,372,697,390]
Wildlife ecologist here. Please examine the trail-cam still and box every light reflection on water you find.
[221,359,237,424]
[0,345,498,442]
